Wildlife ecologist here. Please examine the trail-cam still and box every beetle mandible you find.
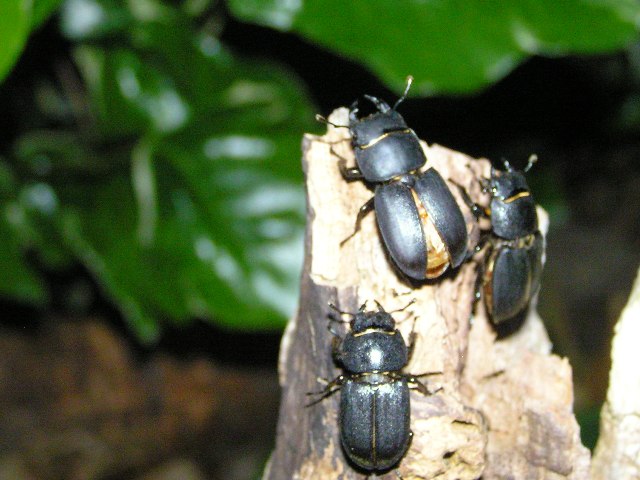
[307,301,439,475]
[318,77,469,280]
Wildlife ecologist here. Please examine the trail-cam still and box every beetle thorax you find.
[341,329,408,374]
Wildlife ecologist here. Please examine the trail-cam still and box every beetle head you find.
[348,98,407,143]
[348,75,414,144]
[491,164,532,204]
[350,309,396,334]
[489,158,538,238]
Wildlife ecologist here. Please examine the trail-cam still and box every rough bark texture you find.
[591,265,640,479]
[265,108,590,479]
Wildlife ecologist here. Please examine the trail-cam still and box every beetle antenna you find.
[315,114,348,129]
[388,298,416,314]
[502,158,513,171]
[392,75,414,110]
[328,303,355,320]
[524,154,538,173]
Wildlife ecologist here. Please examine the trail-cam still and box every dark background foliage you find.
[1,1,639,478]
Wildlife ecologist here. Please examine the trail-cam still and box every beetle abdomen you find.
[485,233,544,324]
[340,377,411,472]
[375,169,468,280]
[413,168,468,270]
[375,182,427,279]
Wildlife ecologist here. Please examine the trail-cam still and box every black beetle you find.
[308,301,438,474]
[465,156,544,325]
[318,77,468,280]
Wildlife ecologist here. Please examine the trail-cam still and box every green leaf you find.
[50,72,311,340]
[32,0,64,29]
[0,0,31,82]
[0,0,64,82]
[60,0,134,40]
[20,2,316,340]
[227,0,640,94]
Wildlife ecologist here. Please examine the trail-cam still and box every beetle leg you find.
[472,254,487,310]
[479,176,492,194]
[331,335,344,366]
[406,322,417,363]
[305,375,345,406]
[326,322,341,338]
[473,258,485,304]
[450,179,488,220]
[337,156,364,181]
[328,302,356,317]
[388,298,416,314]
[473,238,494,306]
[315,113,348,129]
[459,227,491,265]
[322,137,351,146]
[316,374,344,393]
[408,379,432,396]
[328,304,353,327]
[406,369,443,395]
[407,375,443,396]
[349,101,360,124]
[340,197,375,246]
[475,230,491,253]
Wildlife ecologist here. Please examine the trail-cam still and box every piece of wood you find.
[264,108,589,479]
[592,265,640,479]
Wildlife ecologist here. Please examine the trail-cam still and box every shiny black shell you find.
[485,232,544,324]
[340,94,470,281]
[374,168,468,279]
[334,308,414,473]
[481,164,544,325]
[340,329,408,373]
[350,108,426,183]
[490,167,538,239]
[340,376,411,471]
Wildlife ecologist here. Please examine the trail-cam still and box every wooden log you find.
[592,265,640,479]
[264,108,590,479]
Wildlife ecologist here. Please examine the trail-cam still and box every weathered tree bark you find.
[264,108,590,479]
[592,265,640,479]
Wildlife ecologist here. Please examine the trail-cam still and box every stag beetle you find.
[307,301,439,475]
[318,77,468,280]
[464,156,544,325]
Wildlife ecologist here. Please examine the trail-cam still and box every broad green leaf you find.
[60,0,134,40]
[32,0,64,29]
[16,1,316,340]
[0,0,31,82]
[0,0,64,82]
[227,0,640,94]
